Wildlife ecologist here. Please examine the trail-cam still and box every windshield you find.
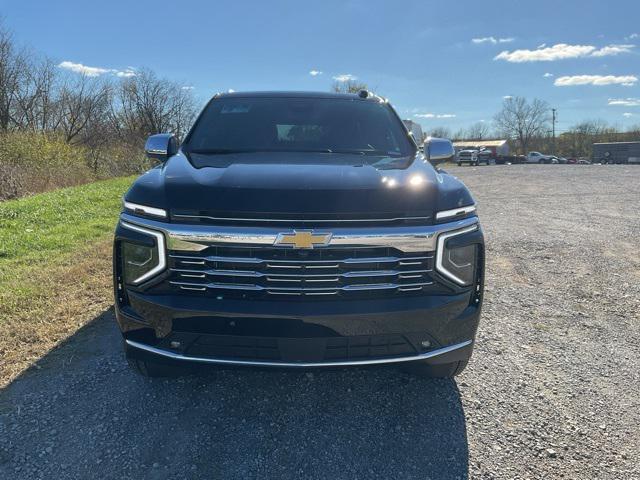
[184,96,414,159]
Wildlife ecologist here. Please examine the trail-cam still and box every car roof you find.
[214,90,385,102]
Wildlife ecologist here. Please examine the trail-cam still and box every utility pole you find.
[551,108,557,155]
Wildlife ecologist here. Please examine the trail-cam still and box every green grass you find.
[0,176,135,287]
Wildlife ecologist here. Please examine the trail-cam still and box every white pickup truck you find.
[526,152,554,164]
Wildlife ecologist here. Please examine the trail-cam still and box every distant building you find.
[452,140,509,157]
[592,141,640,164]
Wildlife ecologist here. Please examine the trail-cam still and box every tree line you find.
[0,22,198,199]
[0,23,196,169]
[427,96,640,158]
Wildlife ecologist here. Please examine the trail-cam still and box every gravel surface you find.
[1,165,639,479]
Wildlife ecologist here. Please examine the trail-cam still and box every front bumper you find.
[125,338,474,368]
[114,214,484,368]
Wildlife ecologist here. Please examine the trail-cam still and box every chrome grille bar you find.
[169,251,434,297]
[170,254,433,266]
[120,213,479,253]
[172,268,431,279]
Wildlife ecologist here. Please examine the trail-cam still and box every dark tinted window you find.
[185,97,414,158]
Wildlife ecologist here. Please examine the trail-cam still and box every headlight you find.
[120,222,166,284]
[436,225,478,286]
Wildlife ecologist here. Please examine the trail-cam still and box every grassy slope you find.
[0,177,133,287]
[0,177,134,385]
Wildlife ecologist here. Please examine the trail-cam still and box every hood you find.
[125,151,474,222]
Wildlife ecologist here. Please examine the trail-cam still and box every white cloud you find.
[309,70,323,76]
[537,43,547,49]
[608,97,640,106]
[414,113,456,119]
[472,36,514,44]
[333,74,356,82]
[227,89,235,93]
[58,61,110,77]
[543,72,554,77]
[58,61,136,78]
[623,112,634,117]
[495,44,594,62]
[591,44,635,57]
[181,86,194,90]
[494,43,635,62]
[115,68,136,78]
[554,75,638,87]
[503,95,513,99]
[626,33,639,40]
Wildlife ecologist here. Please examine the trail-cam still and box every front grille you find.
[167,245,435,299]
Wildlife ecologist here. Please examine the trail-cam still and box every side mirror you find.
[145,133,178,162]
[425,137,455,166]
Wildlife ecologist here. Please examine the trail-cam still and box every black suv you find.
[113,91,484,378]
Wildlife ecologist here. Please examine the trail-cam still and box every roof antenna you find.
[357,89,369,99]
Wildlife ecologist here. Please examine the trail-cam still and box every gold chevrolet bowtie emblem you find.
[274,230,332,249]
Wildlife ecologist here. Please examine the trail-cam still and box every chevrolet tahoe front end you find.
[113,91,484,377]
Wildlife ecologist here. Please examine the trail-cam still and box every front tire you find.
[402,360,468,378]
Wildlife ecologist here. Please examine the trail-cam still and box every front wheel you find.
[401,360,468,378]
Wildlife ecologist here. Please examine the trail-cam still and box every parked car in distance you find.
[526,151,554,164]
[457,149,478,166]
[552,156,568,164]
[566,157,577,164]
[577,158,591,164]
[477,149,494,165]
[457,148,492,166]
[114,91,485,379]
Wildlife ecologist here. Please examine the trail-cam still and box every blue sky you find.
[3,0,640,133]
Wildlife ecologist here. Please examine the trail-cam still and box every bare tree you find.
[465,122,492,140]
[58,74,111,144]
[0,24,25,131]
[557,119,620,158]
[13,57,59,131]
[427,126,452,139]
[494,96,550,154]
[113,68,196,144]
[331,79,368,94]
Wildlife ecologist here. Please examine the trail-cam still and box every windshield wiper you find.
[329,149,402,157]
[188,148,252,155]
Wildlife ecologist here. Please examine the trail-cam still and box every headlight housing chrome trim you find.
[120,221,167,284]
[435,225,479,286]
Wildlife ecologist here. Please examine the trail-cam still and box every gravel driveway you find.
[1,165,639,479]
